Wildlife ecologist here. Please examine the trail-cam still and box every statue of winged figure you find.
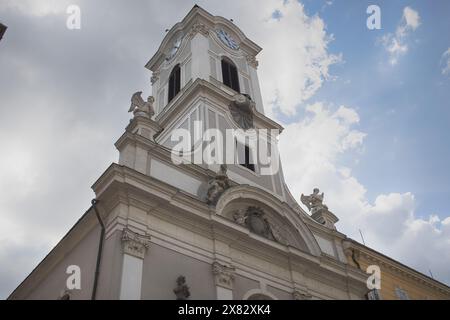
[128,91,155,119]
[301,188,328,214]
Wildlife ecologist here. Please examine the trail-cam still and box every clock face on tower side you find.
[216,28,239,50]
[166,36,183,61]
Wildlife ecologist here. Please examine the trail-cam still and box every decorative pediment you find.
[215,185,322,256]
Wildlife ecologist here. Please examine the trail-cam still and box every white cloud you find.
[239,0,342,116]
[334,105,360,124]
[402,6,421,31]
[381,6,420,65]
[442,48,450,76]
[279,103,450,286]
[0,0,73,16]
[158,0,341,117]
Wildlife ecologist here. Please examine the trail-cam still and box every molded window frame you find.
[221,57,240,93]
[168,64,181,103]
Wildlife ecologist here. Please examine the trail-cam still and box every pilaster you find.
[119,227,151,300]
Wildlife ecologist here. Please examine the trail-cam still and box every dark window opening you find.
[237,142,255,172]
[221,58,240,92]
[168,64,181,103]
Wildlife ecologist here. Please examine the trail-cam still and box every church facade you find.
[8,5,450,300]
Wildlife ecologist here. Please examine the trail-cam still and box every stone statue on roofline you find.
[301,188,328,215]
[301,188,338,230]
[128,91,155,119]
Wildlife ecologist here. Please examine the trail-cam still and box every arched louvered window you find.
[168,64,181,103]
[221,58,240,92]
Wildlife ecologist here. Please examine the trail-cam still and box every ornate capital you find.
[212,261,235,290]
[292,288,312,300]
[188,22,209,38]
[246,55,259,69]
[121,228,151,259]
[150,71,160,85]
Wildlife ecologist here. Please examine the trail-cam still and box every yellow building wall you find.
[357,258,449,300]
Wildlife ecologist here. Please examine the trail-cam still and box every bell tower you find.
[129,5,290,203]
[146,5,264,115]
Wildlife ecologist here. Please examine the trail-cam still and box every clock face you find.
[216,29,239,50]
[167,36,183,61]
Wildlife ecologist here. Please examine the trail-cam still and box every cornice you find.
[154,78,283,132]
[306,219,348,241]
[214,184,322,256]
[114,131,217,181]
[94,164,357,287]
[125,116,162,135]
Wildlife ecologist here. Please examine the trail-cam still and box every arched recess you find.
[243,289,277,300]
[215,185,321,256]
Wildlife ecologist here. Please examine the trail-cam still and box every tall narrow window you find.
[237,141,255,172]
[221,58,240,92]
[168,64,181,103]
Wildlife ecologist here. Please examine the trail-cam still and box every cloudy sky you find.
[1,0,449,298]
